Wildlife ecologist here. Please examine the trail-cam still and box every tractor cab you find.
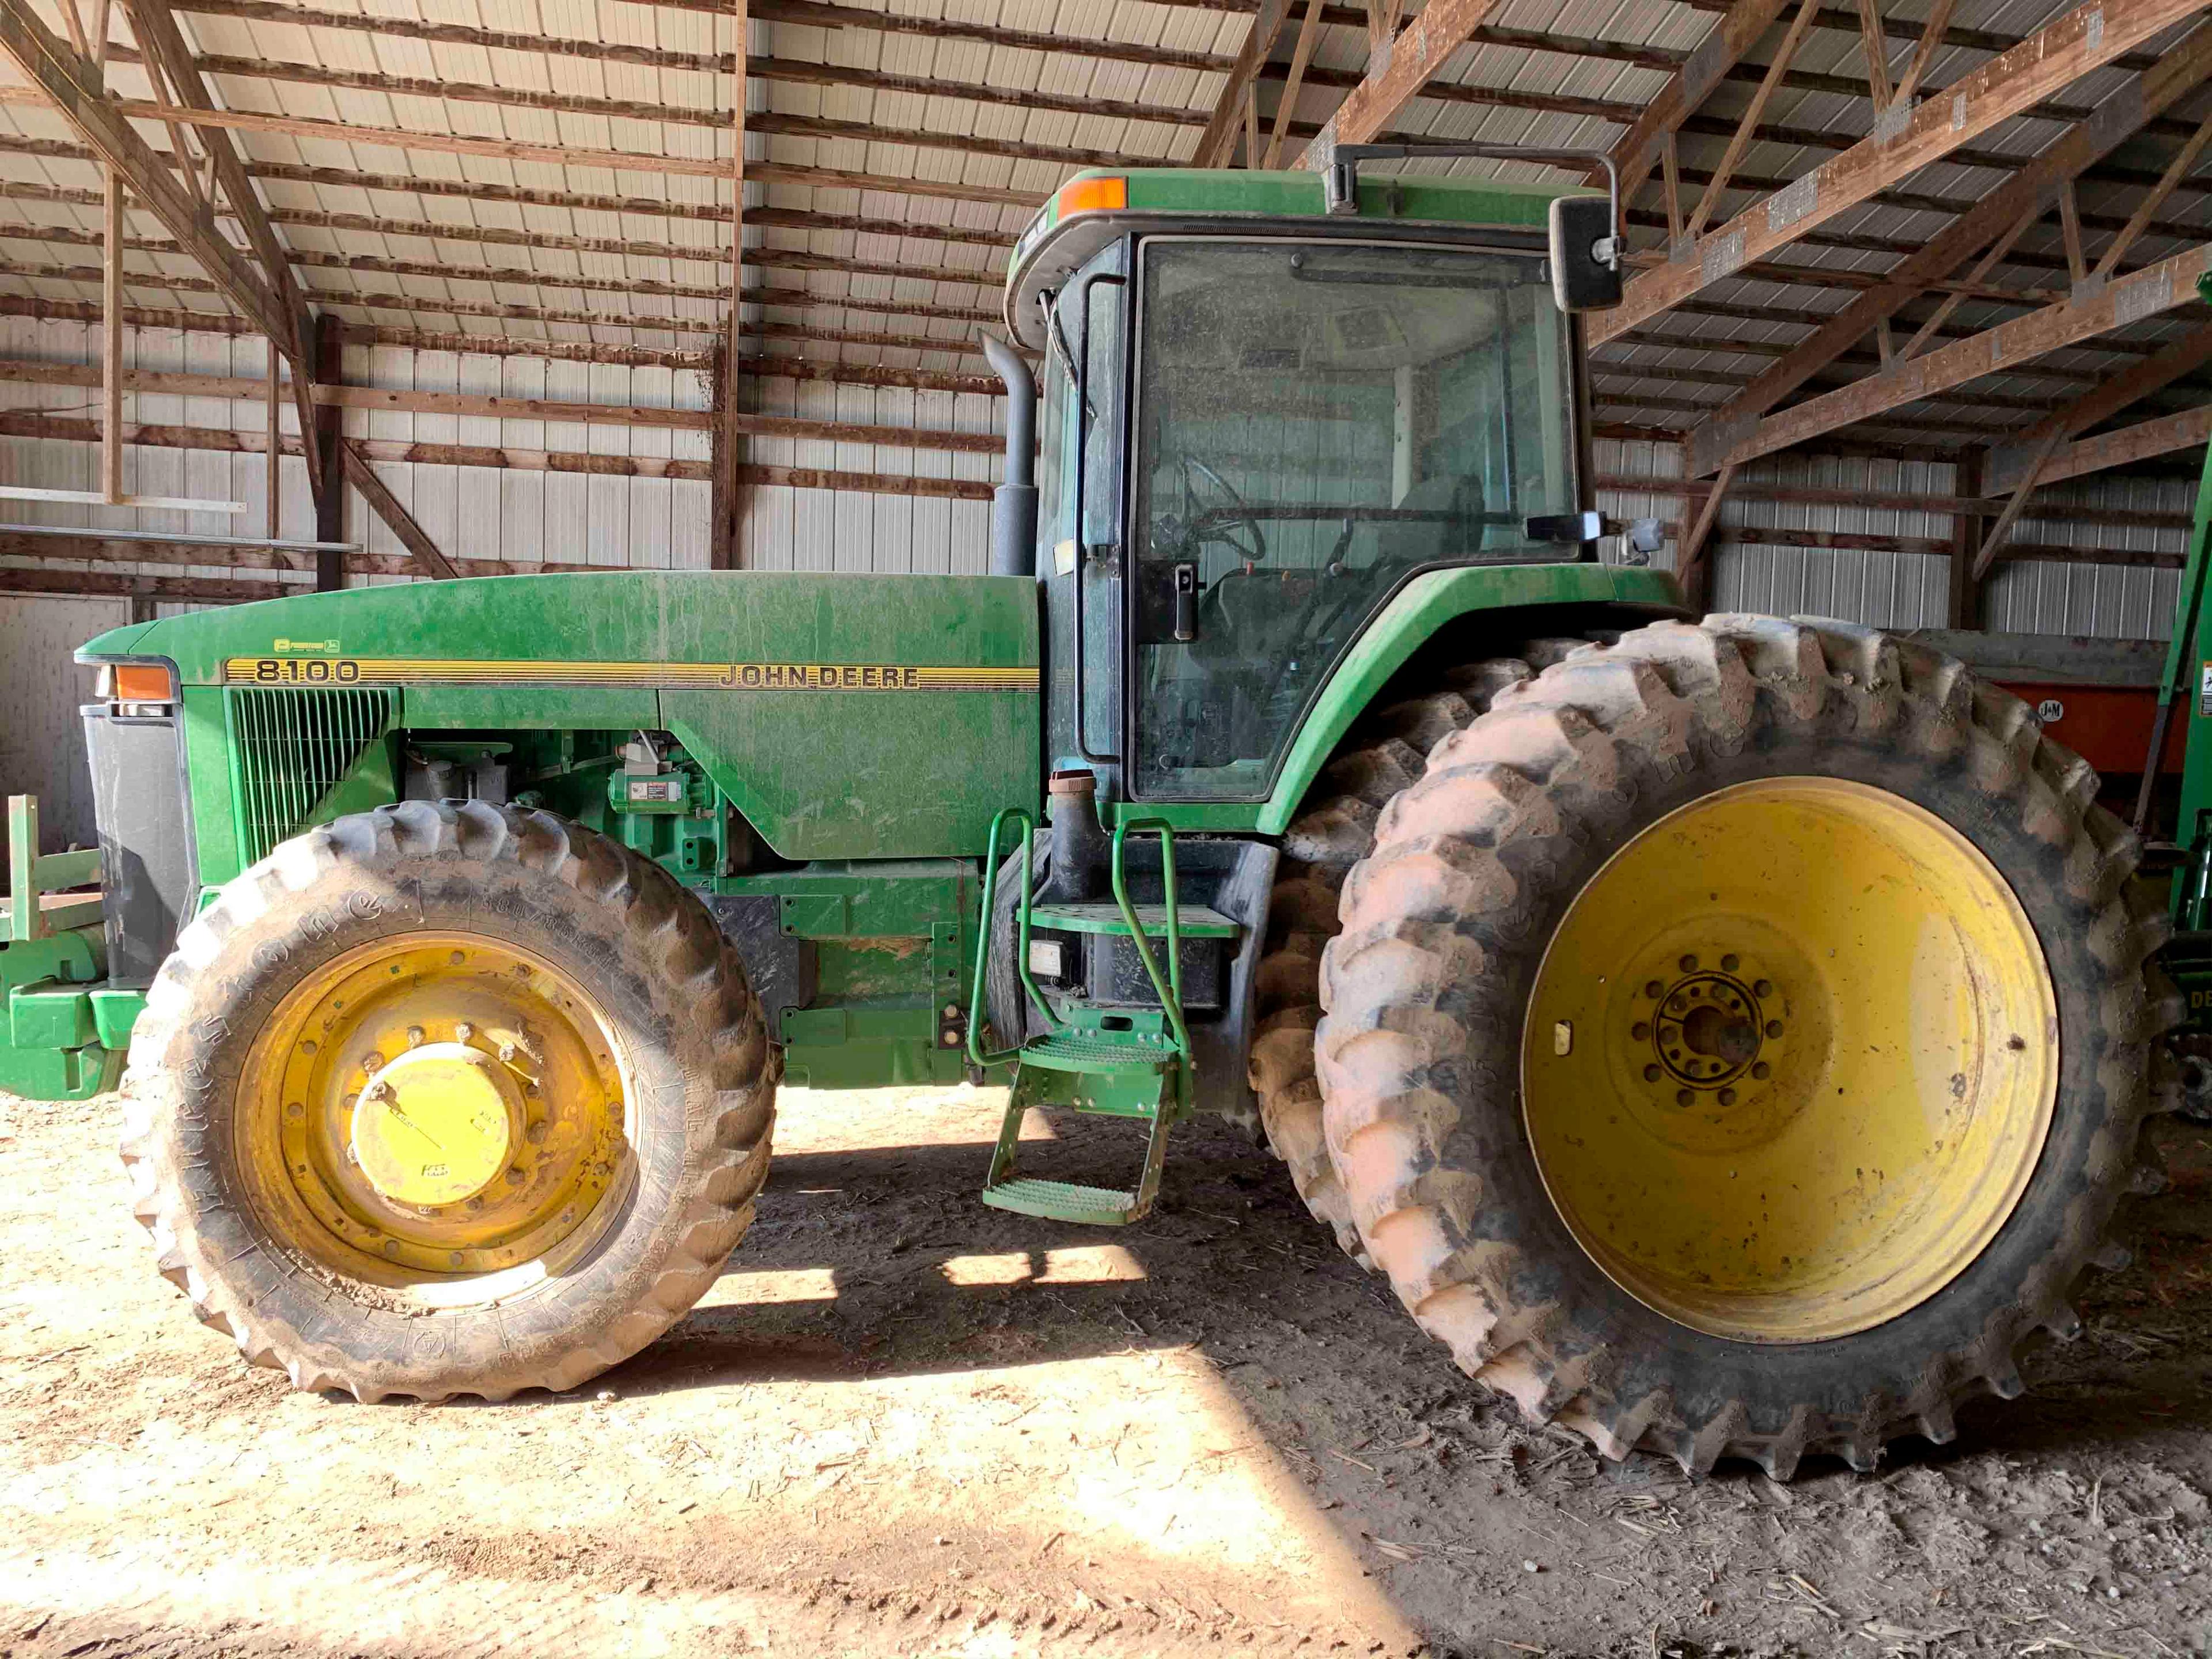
[996,166,1620,805]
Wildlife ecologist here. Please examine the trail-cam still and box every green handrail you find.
[967,806,1060,1068]
[1111,817,1191,1059]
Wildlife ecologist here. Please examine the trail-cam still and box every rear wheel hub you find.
[1524,777,2058,1344]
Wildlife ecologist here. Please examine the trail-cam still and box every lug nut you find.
[1675,1089,1692,1108]
[1766,1020,1784,1039]
[1752,1062,1772,1080]
[449,950,466,966]
[1721,953,1739,971]
[285,1101,304,1120]
[363,1051,384,1073]
[1718,1088,1737,1107]
[1644,980,1664,998]
[1753,979,1773,998]
[1643,1063,1662,1081]
[406,1025,426,1047]
[499,1043,518,1062]
[506,1166,526,1185]
[1631,1021,1650,1040]
[455,1022,475,1043]
[1679,954,1698,972]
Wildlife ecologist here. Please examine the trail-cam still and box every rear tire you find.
[120,800,777,1402]
[1317,616,2180,1475]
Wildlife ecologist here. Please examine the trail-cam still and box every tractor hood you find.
[79,570,1043,863]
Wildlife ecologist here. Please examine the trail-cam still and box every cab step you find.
[967,809,1196,1228]
[980,1177,1149,1227]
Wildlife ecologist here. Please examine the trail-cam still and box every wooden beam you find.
[1590,0,2210,345]
[1675,463,1734,611]
[1989,404,2212,493]
[0,0,299,353]
[1887,0,1955,108]
[339,439,459,581]
[99,162,120,506]
[1261,0,1328,169]
[1680,19,2212,475]
[1947,448,1986,628]
[712,0,747,572]
[1294,0,1512,162]
[310,309,342,589]
[2091,104,2212,281]
[0,565,280,602]
[122,0,321,491]
[1599,0,1811,211]
[1683,0,1824,244]
[262,338,277,540]
[1854,0,1892,108]
[1194,0,1290,165]
[1991,320,2212,478]
[1709,243,2212,472]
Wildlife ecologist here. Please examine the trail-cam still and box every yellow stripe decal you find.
[223,657,1039,691]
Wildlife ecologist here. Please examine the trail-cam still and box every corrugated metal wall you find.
[737,377,1001,573]
[0,593,122,851]
[1593,435,2193,641]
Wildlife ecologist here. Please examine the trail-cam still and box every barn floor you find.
[1,1082,2208,1659]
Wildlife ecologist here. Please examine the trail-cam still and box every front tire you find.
[1318,616,2179,1476]
[120,800,777,1402]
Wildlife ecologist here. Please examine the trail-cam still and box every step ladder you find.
[966,808,1195,1226]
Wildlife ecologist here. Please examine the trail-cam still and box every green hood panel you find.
[86,572,1043,861]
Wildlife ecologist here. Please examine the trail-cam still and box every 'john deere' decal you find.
[224,657,1037,692]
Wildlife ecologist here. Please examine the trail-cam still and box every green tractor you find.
[1,157,2186,1479]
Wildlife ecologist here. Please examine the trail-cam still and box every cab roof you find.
[1003,166,1575,348]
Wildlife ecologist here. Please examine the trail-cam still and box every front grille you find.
[227,687,394,866]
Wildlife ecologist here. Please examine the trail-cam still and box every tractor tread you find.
[118,798,778,1404]
[1316,615,2173,1477]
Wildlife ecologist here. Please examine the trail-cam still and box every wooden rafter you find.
[1260,0,1329,169]
[339,440,458,581]
[119,0,321,493]
[1680,0,1823,244]
[1590,0,2210,346]
[1704,241,2212,475]
[710,0,747,571]
[2091,104,2212,281]
[1293,0,1513,162]
[1679,19,2212,475]
[1193,0,1291,165]
[1986,323,2212,492]
[0,0,298,355]
[1887,0,1955,108]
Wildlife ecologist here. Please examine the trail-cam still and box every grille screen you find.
[228,687,394,866]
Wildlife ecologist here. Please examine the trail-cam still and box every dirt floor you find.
[1,1081,2209,1659]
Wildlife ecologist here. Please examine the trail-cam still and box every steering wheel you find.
[1180,457,1267,563]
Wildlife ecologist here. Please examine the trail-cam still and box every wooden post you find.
[1947,448,1987,628]
[711,0,747,570]
[311,309,343,589]
[264,336,279,540]
[100,163,122,506]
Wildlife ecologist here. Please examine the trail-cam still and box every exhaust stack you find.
[983,334,1039,579]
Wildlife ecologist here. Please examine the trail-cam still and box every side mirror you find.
[1549,194,1621,313]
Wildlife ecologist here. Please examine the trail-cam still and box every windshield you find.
[1130,238,1578,800]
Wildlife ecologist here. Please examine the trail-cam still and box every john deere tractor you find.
[1,156,2184,1479]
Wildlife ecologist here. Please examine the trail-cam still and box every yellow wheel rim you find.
[1522,778,2058,1343]
[235,933,634,1297]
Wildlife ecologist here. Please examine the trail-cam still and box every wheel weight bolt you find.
[1631,1021,1650,1040]
[1720,954,1739,971]
[1752,1062,1772,1080]
[1643,1064,1662,1081]
[1675,1089,1692,1107]
[1643,980,1664,998]
[1679,955,1697,971]
[1765,1020,1783,1038]
[1753,979,1773,998]
[1718,1088,1737,1107]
